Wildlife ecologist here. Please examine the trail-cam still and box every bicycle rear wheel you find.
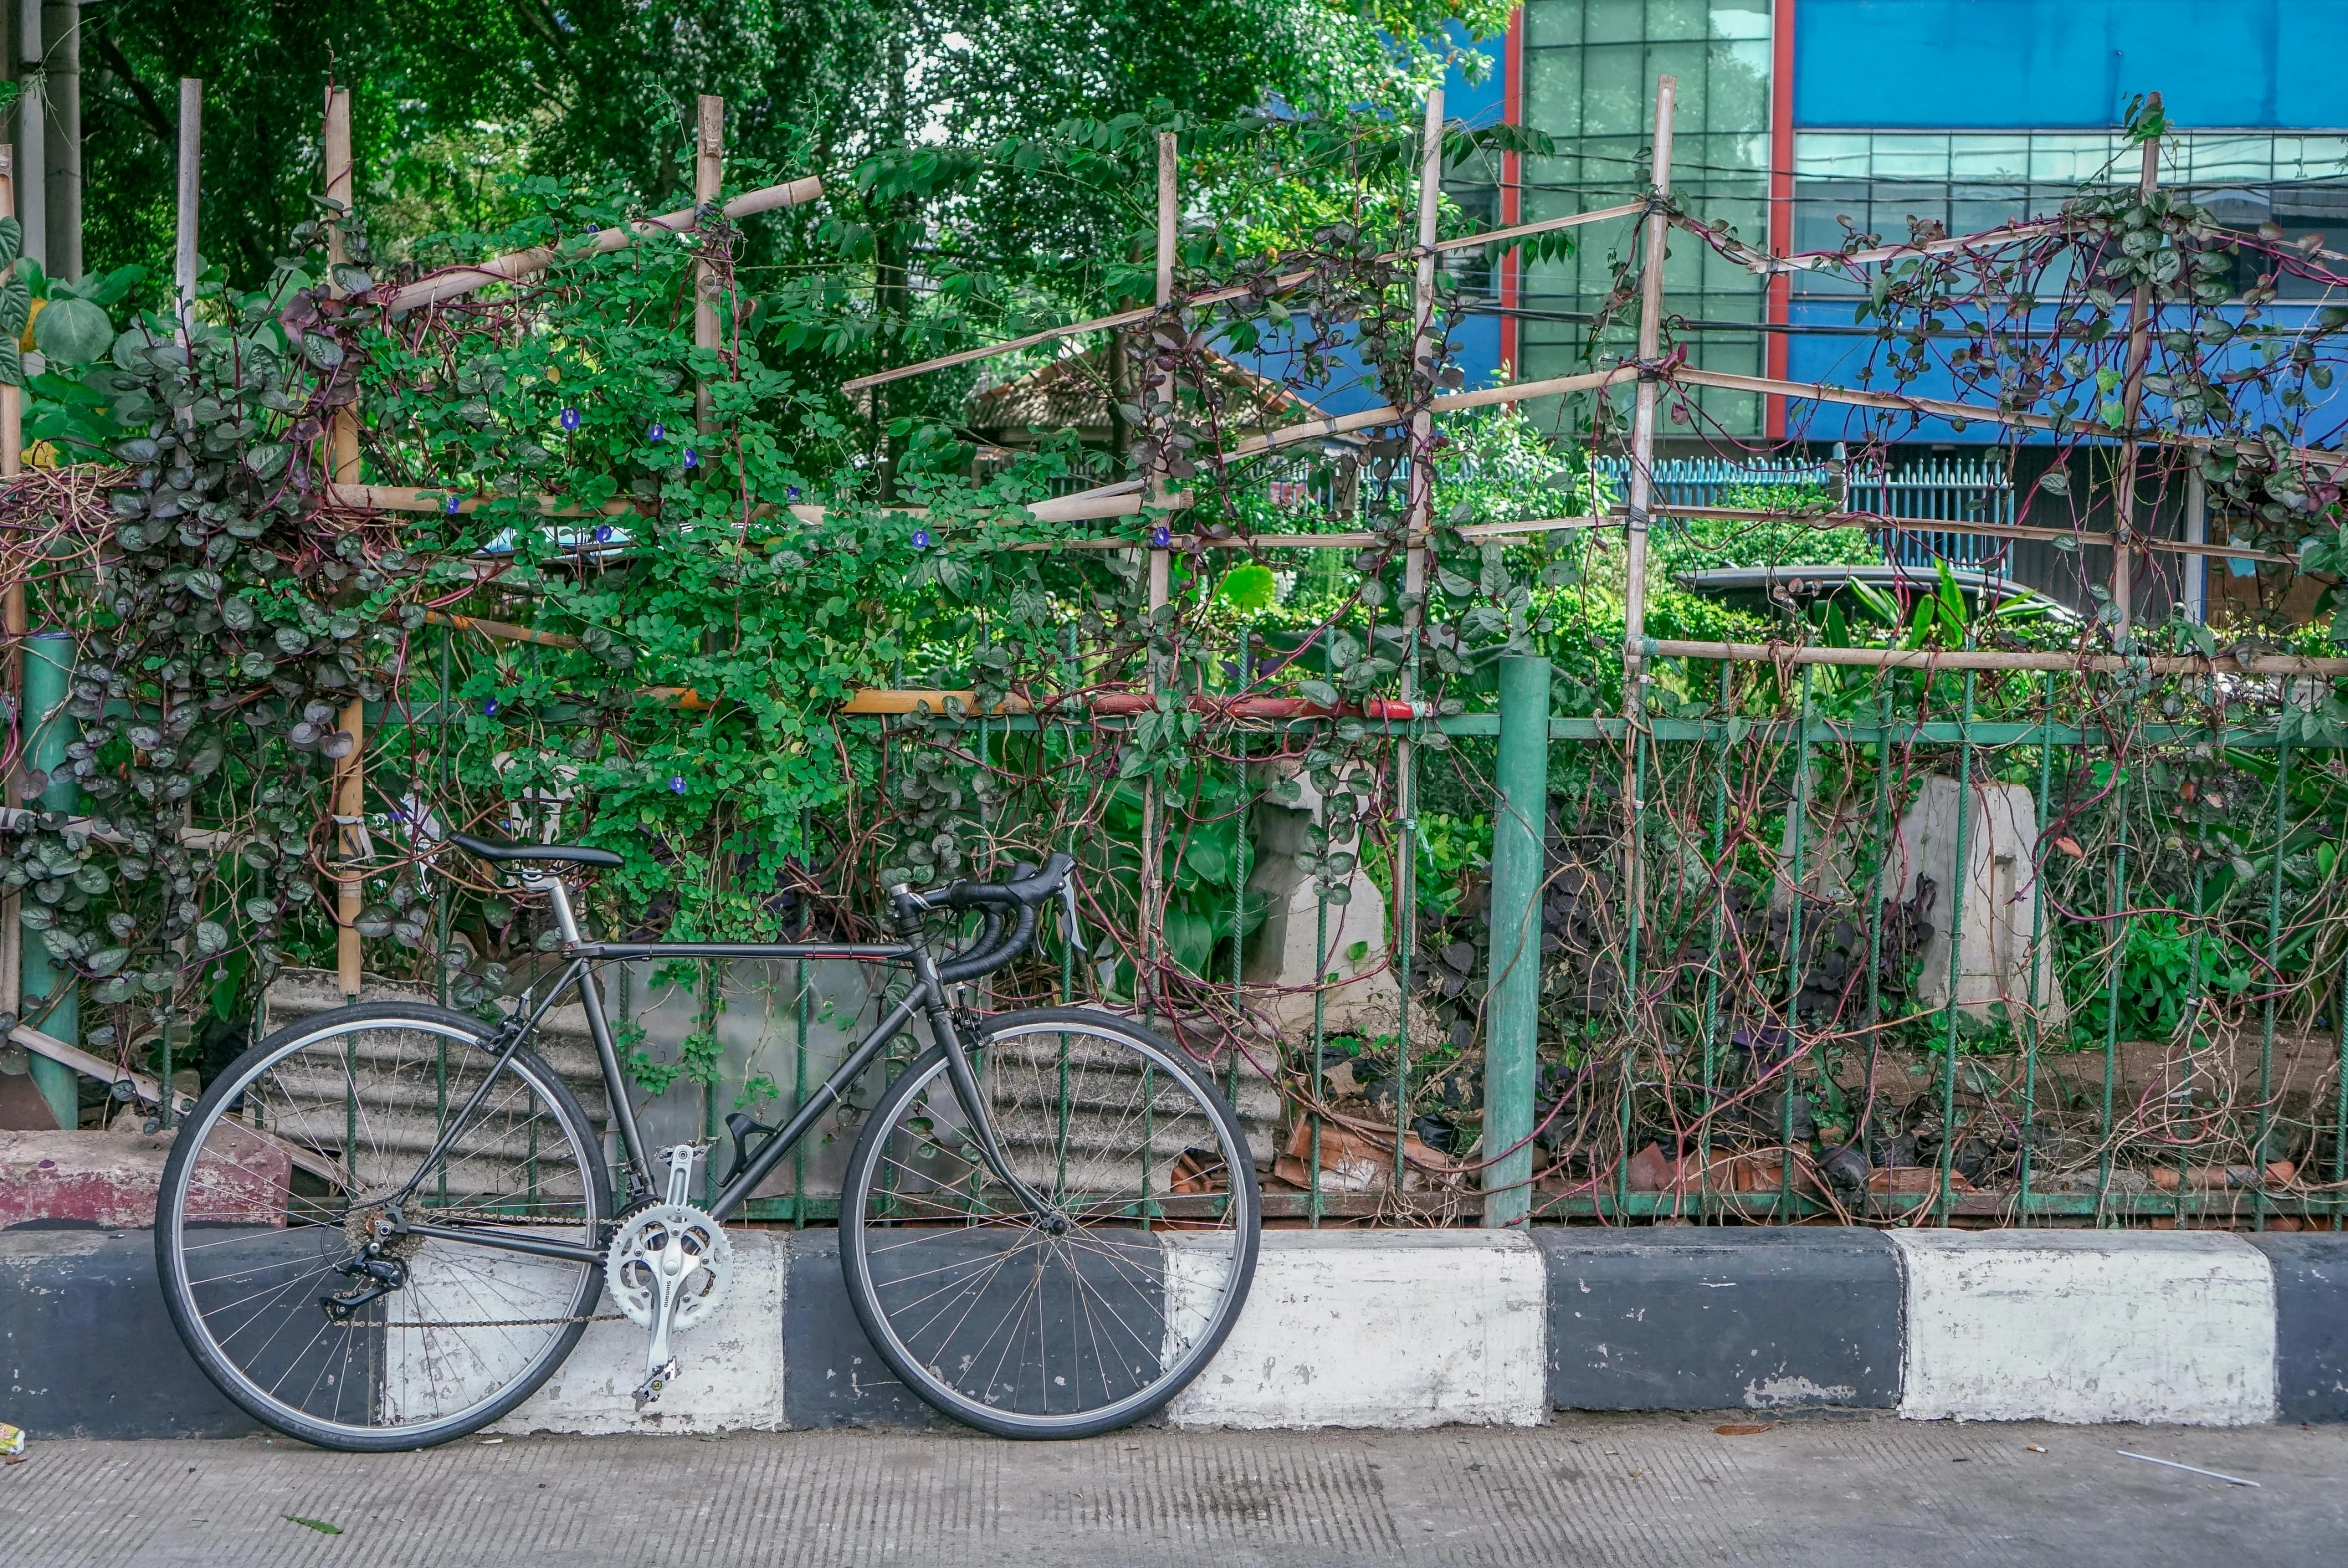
[154,1002,611,1451]
[840,1006,1261,1438]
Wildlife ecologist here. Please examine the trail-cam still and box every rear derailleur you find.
[321,1254,409,1322]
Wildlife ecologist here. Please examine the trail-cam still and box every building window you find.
[1514,0,1774,436]
[1794,131,2348,299]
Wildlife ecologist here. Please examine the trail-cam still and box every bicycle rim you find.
[842,1009,1260,1437]
[156,1005,609,1450]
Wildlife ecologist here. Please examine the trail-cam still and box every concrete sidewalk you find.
[5,1416,2343,1567]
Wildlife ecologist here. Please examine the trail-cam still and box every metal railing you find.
[1593,453,2015,574]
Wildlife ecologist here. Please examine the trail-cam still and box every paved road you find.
[5,1415,2342,1567]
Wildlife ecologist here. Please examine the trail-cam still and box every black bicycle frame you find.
[394,921,1035,1268]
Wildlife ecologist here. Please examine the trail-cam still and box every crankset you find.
[608,1144,733,1411]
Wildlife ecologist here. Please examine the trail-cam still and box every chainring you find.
[603,1202,732,1334]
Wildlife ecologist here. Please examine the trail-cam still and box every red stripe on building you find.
[1500,5,1525,380]
[1767,0,1797,440]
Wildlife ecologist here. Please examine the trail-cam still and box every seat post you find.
[531,873,585,945]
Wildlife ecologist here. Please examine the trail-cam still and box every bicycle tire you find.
[839,1006,1261,1438]
[155,1001,612,1452]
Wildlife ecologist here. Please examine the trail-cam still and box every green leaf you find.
[195,920,230,956]
[244,442,291,479]
[86,946,130,977]
[0,270,28,337]
[1297,679,1338,708]
[0,337,22,388]
[1162,904,1215,977]
[0,217,20,269]
[283,1517,343,1536]
[2037,470,2070,496]
[1215,562,1277,613]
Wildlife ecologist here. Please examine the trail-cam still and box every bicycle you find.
[154,835,1261,1450]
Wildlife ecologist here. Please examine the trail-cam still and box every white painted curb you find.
[501,1231,789,1435]
[1167,1231,1547,1430]
[1891,1230,2278,1426]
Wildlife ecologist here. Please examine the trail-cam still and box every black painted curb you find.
[1533,1227,1904,1412]
[2246,1234,2348,1423]
[779,1230,944,1430]
[0,1230,256,1438]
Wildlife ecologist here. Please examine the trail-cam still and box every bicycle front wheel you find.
[155,1002,611,1451]
[840,1006,1261,1438]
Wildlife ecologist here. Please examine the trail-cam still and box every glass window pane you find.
[1585,0,1643,44]
[2030,134,2113,185]
[1948,135,2030,184]
[1524,48,1584,140]
[1648,0,1707,41]
[1873,135,1948,182]
[2185,134,2273,186]
[1707,38,1769,135]
[1708,0,1772,41]
[1524,0,1584,49]
[1580,43,1645,138]
[1797,134,1872,181]
[1951,190,2027,238]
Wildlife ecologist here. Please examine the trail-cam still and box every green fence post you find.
[22,631,79,1130]
[1483,654,1550,1228]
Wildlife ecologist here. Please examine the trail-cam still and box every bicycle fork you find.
[900,915,1068,1231]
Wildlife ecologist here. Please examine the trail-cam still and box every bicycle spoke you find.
[847,1014,1258,1435]
[161,1012,605,1446]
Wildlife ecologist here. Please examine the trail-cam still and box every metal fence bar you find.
[1779,667,1813,1217]
[1935,669,1977,1225]
[2016,685,2056,1222]
[1484,654,1549,1227]
[2256,730,2291,1229]
[2095,731,2131,1223]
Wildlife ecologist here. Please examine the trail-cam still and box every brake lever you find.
[1058,875,1081,953]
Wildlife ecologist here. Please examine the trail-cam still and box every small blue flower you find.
[787,486,802,501]
[483,698,500,716]
[594,524,614,543]
[910,528,932,550]
[1148,525,1172,548]
[683,448,699,469]
[669,776,688,795]
[560,407,582,432]
[443,495,462,515]
[648,422,666,442]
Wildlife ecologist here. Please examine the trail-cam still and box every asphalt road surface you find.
[6,1413,2342,1566]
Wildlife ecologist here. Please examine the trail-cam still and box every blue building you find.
[1451,0,2348,444]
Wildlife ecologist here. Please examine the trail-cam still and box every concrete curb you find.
[8,1227,2348,1438]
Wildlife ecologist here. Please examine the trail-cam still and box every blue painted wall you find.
[1795,0,2348,130]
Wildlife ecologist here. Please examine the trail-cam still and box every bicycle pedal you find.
[633,1358,679,1413]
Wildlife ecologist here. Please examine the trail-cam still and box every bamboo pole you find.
[1621,75,1674,690]
[13,0,40,269]
[385,176,822,315]
[174,80,199,337]
[694,94,723,434]
[1397,86,1443,1170]
[320,481,1188,526]
[2111,95,2161,637]
[1138,130,1176,995]
[323,87,365,1000]
[840,201,1644,396]
[1638,638,2348,676]
[1,143,20,1035]
[1695,213,2070,276]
